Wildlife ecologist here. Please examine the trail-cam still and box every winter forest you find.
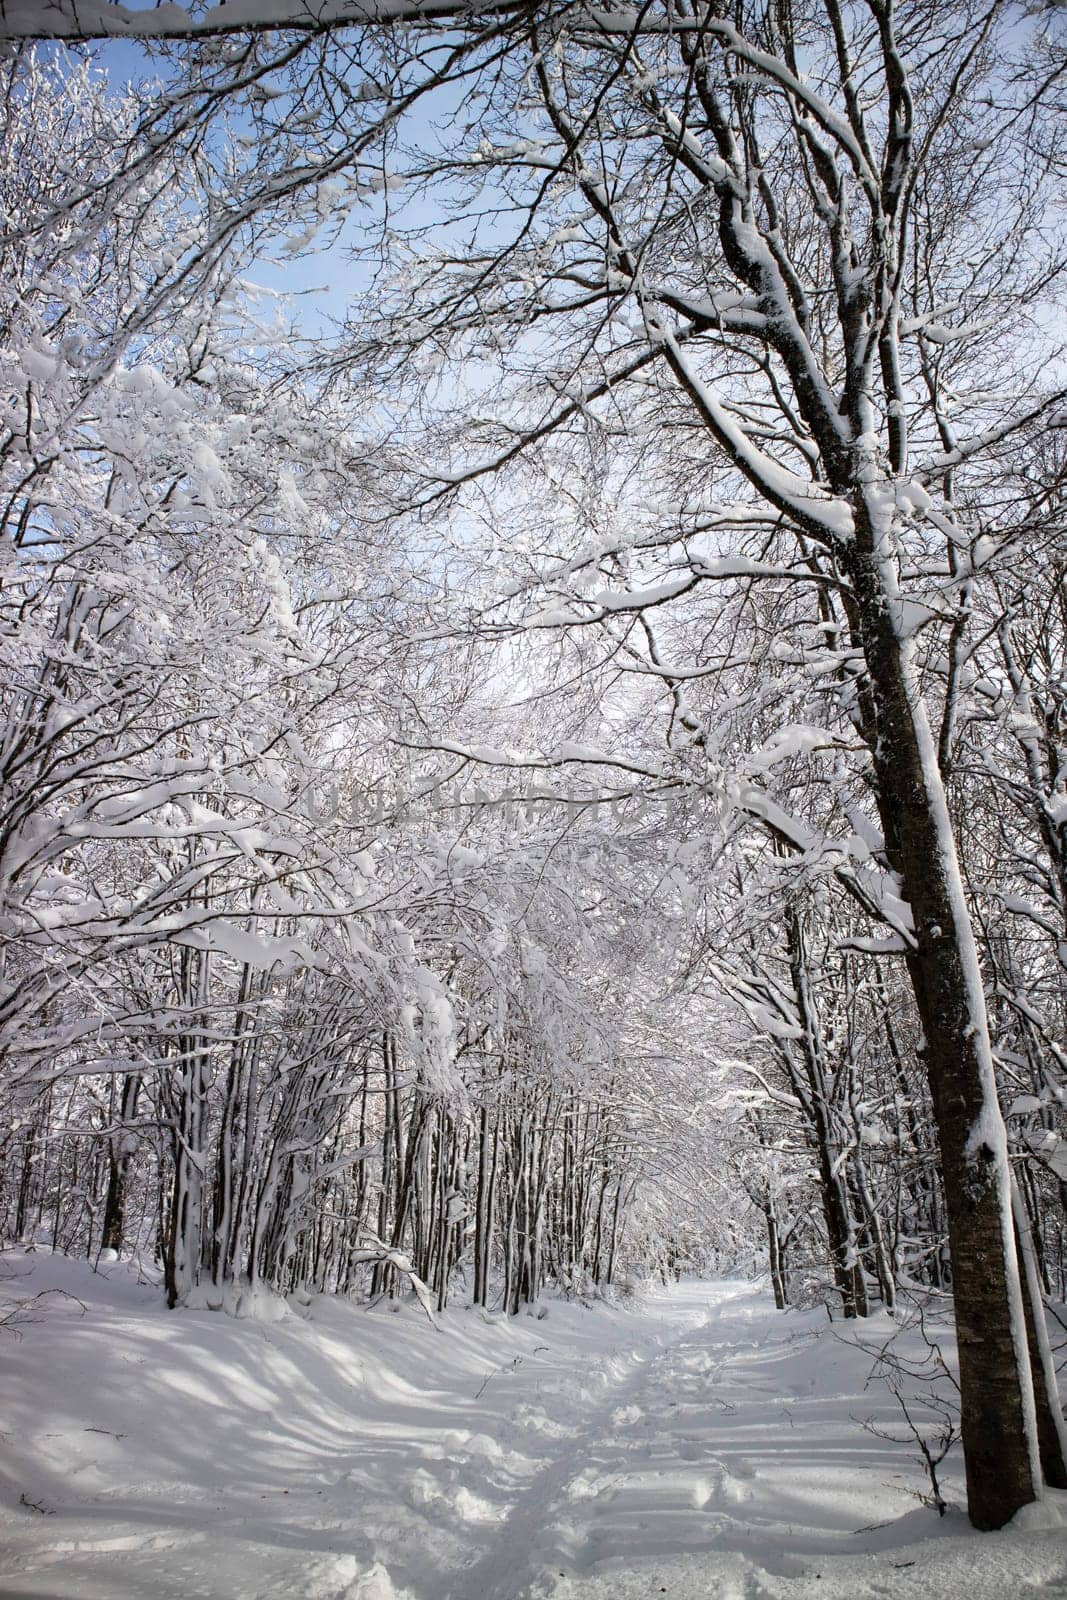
[0,0,1066,1595]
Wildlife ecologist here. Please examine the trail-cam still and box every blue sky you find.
[74,32,489,342]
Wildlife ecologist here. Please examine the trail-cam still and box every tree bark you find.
[764,1203,787,1310]
[1012,1180,1067,1489]
[845,537,1041,1528]
[101,1074,141,1253]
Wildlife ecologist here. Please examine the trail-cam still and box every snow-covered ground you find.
[1,1253,1065,1600]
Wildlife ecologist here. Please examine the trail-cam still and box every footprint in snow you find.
[302,1556,412,1600]
[452,1485,506,1523]
[567,1467,620,1502]
[516,1404,571,1439]
[691,1474,718,1510]
[610,1404,643,1426]
[408,1467,505,1524]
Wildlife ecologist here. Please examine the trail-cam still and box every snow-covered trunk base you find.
[845,540,1041,1530]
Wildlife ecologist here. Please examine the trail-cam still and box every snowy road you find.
[1,1256,1065,1600]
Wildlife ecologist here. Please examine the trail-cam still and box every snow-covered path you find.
[439,1282,1066,1600]
[1,1255,1065,1600]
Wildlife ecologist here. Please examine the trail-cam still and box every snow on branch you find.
[0,0,492,38]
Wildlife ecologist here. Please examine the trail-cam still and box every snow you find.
[178,920,316,973]
[589,578,693,612]
[918,317,999,346]
[0,2,434,37]
[652,325,854,541]
[2,1251,1066,1600]
[748,724,841,773]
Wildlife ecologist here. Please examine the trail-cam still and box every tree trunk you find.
[765,1203,787,1310]
[786,909,868,1319]
[473,1101,492,1308]
[845,538,1041,1528]
[1012,1180,1067,1489]
[101,1074,141,1253]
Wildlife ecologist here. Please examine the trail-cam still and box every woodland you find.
[0,0,1065,1540]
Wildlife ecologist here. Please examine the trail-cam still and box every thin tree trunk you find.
[1012,1180,1067,1489]
[765,1203,787,1310]
[101,1074,141,1253]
